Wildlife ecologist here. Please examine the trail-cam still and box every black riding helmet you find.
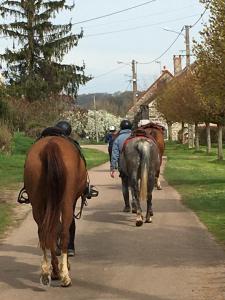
[120,119,132,130]
[55,120,72,136]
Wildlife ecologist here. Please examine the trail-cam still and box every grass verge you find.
[165,142,225,245]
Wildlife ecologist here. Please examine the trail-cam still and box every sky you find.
[0,0,208,95]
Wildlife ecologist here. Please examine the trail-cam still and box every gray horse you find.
[120,137,160,226]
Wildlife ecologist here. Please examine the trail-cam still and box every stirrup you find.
[17,187,30,204]
[85,184,99,199]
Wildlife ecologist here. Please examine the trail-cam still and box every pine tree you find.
[0,0,89,101]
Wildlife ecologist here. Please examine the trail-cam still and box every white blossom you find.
[62,108,122,140]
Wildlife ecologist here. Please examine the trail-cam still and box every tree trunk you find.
[181,121,185,144]
[167,122,172,141]
[217,124,223,160]
[188,124,194,149]
[205,122,211,154]
[195,123,200,151]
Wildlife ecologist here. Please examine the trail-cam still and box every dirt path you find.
[0,145,225,299]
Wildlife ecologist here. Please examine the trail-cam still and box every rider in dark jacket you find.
[105,125,117,161]
[110,119,134,212]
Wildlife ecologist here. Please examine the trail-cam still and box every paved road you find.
[0,146,225,299]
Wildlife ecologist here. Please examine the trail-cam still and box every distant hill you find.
[77,91,133,117]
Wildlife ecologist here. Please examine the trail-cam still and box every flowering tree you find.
[62,108,122,140]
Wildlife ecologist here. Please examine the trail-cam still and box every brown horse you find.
[135,123,165,190]
[24,136,87,287]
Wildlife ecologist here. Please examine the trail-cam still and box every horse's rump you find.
[24,137,87,249]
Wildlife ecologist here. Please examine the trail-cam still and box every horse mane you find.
[39,140,66,249]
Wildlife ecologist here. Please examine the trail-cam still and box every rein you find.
[74,196,88,220]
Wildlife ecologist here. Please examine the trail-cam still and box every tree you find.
[193,0,225,159]
[0,0,89,101]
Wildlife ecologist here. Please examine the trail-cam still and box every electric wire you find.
[71,0,157,26]
[93,65,127,79]
[137,8,208,65]
[84,14,199,38]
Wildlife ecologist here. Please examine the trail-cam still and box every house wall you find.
[148,100,182,141]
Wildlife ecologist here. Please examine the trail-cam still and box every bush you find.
[0,124,12,153]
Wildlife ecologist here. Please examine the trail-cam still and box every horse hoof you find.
[51,272,60,281]
[136,218,143,227]
[145,217,152,223]
[40,274,51,286]
[61,276,72,287]
[132,208,137,214]
[157,186,162,190]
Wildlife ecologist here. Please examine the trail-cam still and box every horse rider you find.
[19,120,97,257]
[110,119,134,212]
[105,125,117,161]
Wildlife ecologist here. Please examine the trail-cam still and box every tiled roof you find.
[127,69,173,118]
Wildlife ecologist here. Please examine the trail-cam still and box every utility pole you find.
[132,59,137,105]
[93,95,99,143]
[185,25,191,67]
[185,25,194,148]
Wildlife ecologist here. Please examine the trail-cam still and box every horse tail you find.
[39,140,66,249]
[137,140,149,202]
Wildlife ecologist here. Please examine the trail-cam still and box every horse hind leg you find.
[40,249,51,287]
[51,246,60,280]
[145,193,153,223]
[59,206,73,287]
[60,252,71,287]
[155,167,162,190]
[155,177,162,190]
[131,177,143,227]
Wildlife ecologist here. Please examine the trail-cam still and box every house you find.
[127,56,184,140]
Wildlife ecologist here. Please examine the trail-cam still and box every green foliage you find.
[156,70,205,124]
[0,0,90,101]
[193,0,225,125]
[165,143,225,244]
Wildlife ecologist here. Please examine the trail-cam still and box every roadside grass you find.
[0,132,108,236]
[164,142,225,244]
[0,203,13,236]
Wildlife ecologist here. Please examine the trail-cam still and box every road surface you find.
[0,145,225,299]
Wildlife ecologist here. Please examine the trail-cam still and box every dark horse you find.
[137,123,165,190]
[24,136,87,287]
[120,136,160,226]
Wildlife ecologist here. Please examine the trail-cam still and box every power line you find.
[138,26,184,65]
[0,13,199,40]
[137,8,208,65]
[190,7,208,28]
[72,0,157,26]
[93,65,127,79]
[84,14,199,38]
[82,4,194,30]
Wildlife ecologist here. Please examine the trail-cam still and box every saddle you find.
[37,127,86,166]
[141,122,165,132]
[122,129,157,153]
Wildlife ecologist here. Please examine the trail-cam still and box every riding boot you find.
[121,175,130,212]
[131,201,137,213]
[67,218,76,256]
